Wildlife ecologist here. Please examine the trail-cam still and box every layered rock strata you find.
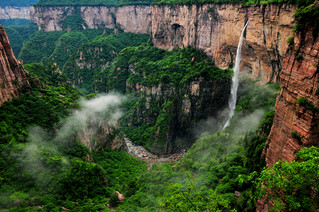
[31,4,296,83]
[30,5,152,33]
[0,27,30,105]
[264,29,319,168]
[152,4,296,83]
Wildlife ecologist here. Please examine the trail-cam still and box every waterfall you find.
[223,20,249,129]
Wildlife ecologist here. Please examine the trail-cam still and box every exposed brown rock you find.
[264,29,319,168]
[0,27,30,105]
[152,4,296,83]
[30,5,152,33]
[30,4,295,83]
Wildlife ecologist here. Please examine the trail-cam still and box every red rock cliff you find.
[264,29,319,168]
[0,27,30,105]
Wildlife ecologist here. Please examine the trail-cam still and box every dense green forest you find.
[64,33,150,93]
[0,19,30,27]
[4,23,38,56]
[1,2,319,208]
[0,0,38,7]
[17,29,108,65]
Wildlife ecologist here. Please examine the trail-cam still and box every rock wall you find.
[31,3,295,83]
[0,6,30,20]
[152,4,296,83]
[263,29,319,168]
[0,27,30,105]
[30,5,152,33]
[125,76,231,155]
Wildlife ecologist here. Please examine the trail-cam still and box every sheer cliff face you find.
[264,30,319,167]
[0,28,30,105]
[30,4,295,83]
[152,4,296,83]
[0,6,30,19]
[30,5,152,33]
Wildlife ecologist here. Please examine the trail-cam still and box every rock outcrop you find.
[30,5,152,33]
[125,74,231,155]
[0,6,30,20]
[263,29,319,168]
[0,27,30,105]
[152,4,295,83]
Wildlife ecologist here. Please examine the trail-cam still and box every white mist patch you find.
[55,94,124,144]
[16,94,124,182]
[232,110,265,135]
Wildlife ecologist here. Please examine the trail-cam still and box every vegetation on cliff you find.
[119,79,280,211]
[18,29,109,65]
[64,32,150,93]
[95,45,231,152]
[0,63,146,210]
[4,23,38,56]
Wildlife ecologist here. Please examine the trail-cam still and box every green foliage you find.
[48,31,89,69]
[293,0,319,33]
[18,30,66,64]
[154,0,297,6]
[0,19,30,27]
[4,23,38,56]
[287,36,294,45]
[296,54,303,61]
[64,32,150,93]
[259,147,319,211]
[295,96,319,113]
[121,81,277,211]
[18,28,108,68]
[0,64,145,210]
[0,0,38,6]
[59,7,87,31]
[291,131,301,142]
[103,46,231,148]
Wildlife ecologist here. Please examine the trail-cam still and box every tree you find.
[259,146,319,211]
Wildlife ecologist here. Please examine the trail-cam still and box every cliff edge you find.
[0,27,30,105]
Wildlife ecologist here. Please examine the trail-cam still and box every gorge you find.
[0,0,318,211]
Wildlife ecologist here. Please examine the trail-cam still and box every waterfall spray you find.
[223,20,249,129]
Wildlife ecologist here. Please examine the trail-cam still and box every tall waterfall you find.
[223,20,249,129]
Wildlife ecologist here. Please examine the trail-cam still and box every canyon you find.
[30,4,296,84]
[2,1,319,181]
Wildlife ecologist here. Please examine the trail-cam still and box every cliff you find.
[0,6,30,19]
[30,4,295,83]
[30,5,152,33]
[0,27,30,105]
[152,4,295,83]
[263,29,319,168]
[125,76,231,155]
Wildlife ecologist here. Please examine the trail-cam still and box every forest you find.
[0,0,38,7]
[1,0,319,211]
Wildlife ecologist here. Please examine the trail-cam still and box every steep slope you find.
[264,29,319,167]
[152,4,295,83]
[30,4,296,83]
[30,5,152,33]
[0,27,30,105]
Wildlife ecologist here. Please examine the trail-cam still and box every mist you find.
[13,94,125,187]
